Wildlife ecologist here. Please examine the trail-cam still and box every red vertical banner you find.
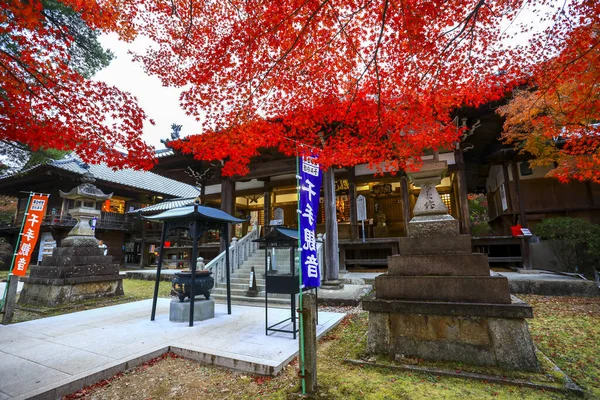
[13,195,49,277]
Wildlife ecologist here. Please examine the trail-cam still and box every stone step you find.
[212,282,264,291]
[229,277,266,285]
[210,293,291,306]
[211,287,291,299]
[387,253,490,276]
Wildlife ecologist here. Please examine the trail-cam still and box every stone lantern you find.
[362,158,539,372]
[60,172,112,247]
[18,172,123,307]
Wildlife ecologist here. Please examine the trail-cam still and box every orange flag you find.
[13,195,49,277]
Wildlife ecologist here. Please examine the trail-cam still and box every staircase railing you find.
[207,222,260,287]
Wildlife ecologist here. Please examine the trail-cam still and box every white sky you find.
[95,33,204,150]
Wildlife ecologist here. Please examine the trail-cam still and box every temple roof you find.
[144,204,246,224]
[253,227,299,245]
[0,156,200,198]
[129,197,196,214]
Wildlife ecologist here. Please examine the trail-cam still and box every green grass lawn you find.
[521,295,600,399]
[11,279,172,323]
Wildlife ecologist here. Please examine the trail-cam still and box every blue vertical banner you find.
[299,156,322,288]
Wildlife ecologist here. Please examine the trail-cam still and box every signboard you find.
[37,232,56,263]
[299,157,322,288]
[521,228,533,236]
[500,183,508,212]
[356,195,367,221]
[13,194,49,276]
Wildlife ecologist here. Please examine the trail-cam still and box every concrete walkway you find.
[0,299,345,400]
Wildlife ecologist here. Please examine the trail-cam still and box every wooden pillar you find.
[454,148,471,235]
[400,175,412,237]
[323,168,341,285]
[302,293,318,394]
[221,178,235,249]
[502,163,513,213]
[151,222,167,321]
[511,160,532,269]
[1,275,19,324]
[263,180,272,227]
[139,221,146,268]
[348,168,359,241]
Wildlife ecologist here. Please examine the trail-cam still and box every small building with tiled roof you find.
[0,156,200,266]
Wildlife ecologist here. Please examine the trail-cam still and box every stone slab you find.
[375,275,512,304]
[0,299,345,400]
[397,235,472,255]
[170,299,215,322]
[18,279,123,307]
[387,253,489,276]
[367,311,539,372]
[408,215,460,238]
[28,264,119,279]
[51,247,106,258]
[361,295,534,319]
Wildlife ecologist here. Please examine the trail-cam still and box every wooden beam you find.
[400,175,411,237]
[348,167,359,241]
[511,160,532,269]
[454,149,471,235]
[323,168,341,281]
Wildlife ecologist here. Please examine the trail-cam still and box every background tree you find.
[1,1,155,170]
[498,1,600,183]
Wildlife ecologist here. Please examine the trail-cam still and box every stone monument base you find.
[363,297,539,372]
[19,246,123,307]
[18,277,123,307]
[170,298,215,322]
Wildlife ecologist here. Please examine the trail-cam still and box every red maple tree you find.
[1,1,155,170]
[134,0,532,175]
[499,0,600,183]
[129,0,598,178]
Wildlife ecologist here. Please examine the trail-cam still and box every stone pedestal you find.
[169,298,215,322]
[363,160,539,372]
[19,246,123,307]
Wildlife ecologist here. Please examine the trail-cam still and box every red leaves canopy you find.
[135,0,535,175]
[1,1,154,170]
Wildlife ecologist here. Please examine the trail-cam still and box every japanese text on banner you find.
[13,195,49,277]
[299,157,322,288]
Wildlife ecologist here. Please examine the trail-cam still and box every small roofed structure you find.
[254,227,315,338]
[144,202,246,326]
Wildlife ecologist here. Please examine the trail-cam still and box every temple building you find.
[0,156,199,266]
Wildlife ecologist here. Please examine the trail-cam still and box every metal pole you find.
[224,223,231,315]
[296,155,306,394]
[361,220,365,243]
[265,246,268,335]
[189,218,198,327]
[151,222,167,321]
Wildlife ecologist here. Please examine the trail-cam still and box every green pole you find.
[296,154,306,395]
[0,193,32,312]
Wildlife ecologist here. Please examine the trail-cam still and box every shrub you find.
[535,217,600,279]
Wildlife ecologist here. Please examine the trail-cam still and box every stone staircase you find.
[210,249,293,307]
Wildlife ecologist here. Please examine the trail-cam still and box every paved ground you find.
[0,299,345,400]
